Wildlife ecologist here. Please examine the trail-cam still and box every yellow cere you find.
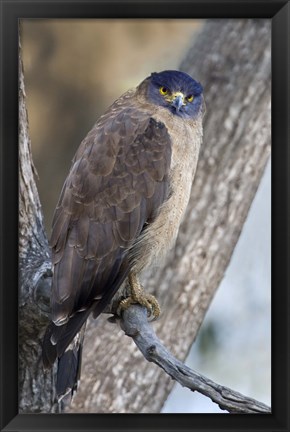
[168,91,186,106]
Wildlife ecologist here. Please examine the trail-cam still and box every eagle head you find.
[145,70,204,119]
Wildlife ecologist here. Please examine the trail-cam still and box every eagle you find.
[42,70,204,401]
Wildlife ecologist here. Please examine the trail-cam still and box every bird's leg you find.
[117,272,161,320]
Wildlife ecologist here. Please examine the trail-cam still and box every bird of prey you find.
[42,70,204,401]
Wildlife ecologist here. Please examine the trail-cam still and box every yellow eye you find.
[159,86,169,96]
[186,95,194,102]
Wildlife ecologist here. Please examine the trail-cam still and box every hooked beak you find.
[171,92,185,111]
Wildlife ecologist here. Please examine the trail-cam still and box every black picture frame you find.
[0,1,289,431]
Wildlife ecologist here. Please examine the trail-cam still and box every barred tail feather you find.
[56,324,86,402]
[42,310,91,402]
[42,306,93,371]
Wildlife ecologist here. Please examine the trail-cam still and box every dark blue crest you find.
[150,70,203,97]
[147,70,204,118]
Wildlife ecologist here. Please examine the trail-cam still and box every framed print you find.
[0,1,289,431]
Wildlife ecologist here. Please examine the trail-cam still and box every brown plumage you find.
[42,70,204,401]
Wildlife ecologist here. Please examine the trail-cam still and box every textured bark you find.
[19,19,271,413]
[19,36,59,413]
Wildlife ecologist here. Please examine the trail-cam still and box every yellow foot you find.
[117,273,161,320]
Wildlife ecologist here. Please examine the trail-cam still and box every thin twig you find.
[118,305,271,414]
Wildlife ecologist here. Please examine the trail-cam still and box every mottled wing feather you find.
[50,94,172,328]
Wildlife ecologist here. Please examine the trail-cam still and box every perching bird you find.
[42,70,204,401]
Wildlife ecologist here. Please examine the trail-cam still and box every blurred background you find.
[21,19,202,232]
[21,19,271,413]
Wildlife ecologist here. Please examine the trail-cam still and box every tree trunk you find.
[19,35,59,413]
[19,19,271,413]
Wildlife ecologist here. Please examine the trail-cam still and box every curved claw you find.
[117,273,161,320]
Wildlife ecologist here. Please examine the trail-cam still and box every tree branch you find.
[118,305,271,414]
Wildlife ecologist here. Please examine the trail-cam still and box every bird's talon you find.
[145,294,161,321]
[116,297,133,316]
[116,272,161,320]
